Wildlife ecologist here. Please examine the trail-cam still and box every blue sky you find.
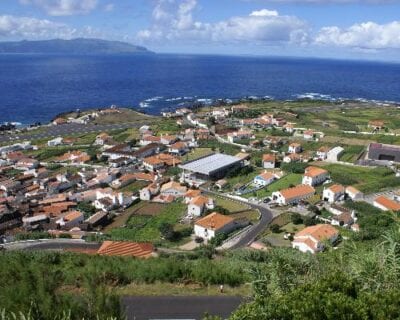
[1,0,400,61]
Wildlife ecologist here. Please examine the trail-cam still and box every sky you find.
[1,0,400,61]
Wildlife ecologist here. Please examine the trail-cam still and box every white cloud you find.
[104,3,114,12]
[20,0,98,16]
[243,0,400,3]
[250,9,279,17]
[315,21,400,49]
[137,0,309,45]
[0,15,101,39]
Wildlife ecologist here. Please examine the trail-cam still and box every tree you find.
[270,224,281,233]
[291,213,303,225]
[158,222,177,241]
[77,202,96,219]
[303,217,316,226]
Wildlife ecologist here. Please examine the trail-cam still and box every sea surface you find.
[0,54,400,125]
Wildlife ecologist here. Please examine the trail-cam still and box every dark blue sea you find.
[1,54,400,125]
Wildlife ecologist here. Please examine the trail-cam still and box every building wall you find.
[292,241,315,254]
[302,173,328,186]
[373,201,389,211]
[188,204,203,217]
[263,161,275,169]
[272,191,314,205]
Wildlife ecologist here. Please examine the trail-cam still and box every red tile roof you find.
[375,196,400,211]
[97,241,154,258]
[195,212,234,231]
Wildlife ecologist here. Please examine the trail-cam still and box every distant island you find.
[0,38,153,54]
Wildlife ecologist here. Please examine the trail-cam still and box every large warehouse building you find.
[180,153,244,184]
[366,143,400,163]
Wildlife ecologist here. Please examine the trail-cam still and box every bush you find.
[158,222,177,241]
[270,224,281,233]
[281,162,308,174]
[303,217,316,226]
[291,213,303,225]
[58,233,71,239]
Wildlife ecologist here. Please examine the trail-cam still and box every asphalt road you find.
[201,188,274,248]
[231,202,274,249]
[0,122,144,143]
[4,239,102,252]
[122,296,243,320]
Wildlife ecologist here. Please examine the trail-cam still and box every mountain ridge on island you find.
[0,38,153,55]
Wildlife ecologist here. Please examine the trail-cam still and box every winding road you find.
[200,188,276,248]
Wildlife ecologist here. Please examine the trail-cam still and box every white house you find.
[302,166,329,186]
[292,224,339,254]
[184,189,202,204]
[272,184,315,206]
[47,137,63,147]
[168,141,189,156]
[323,184,345,203]
[253,171,276,187]
[160,181,187,197]
[139,183,160,201]
[262,154,276,169]
[187,195,215,217]
[227,129,253,143]
[316,146,330,160]
[94,189,133,212]
[303,130,314,140]
[288,143,302,154]
[327,147,344,162]
[345,186,364,201]
[56,211,84,229]
[194,212,236,241]
[94,133,113,146]
[15,158,39,171]
[373,196,400,211]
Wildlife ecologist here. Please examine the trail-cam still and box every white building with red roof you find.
[302,166,329,186]
[272,185,315,206]
[187,195,214,217]
[253,171,277,187]
[262,154,276,169]
[323,184,345,203]
[292,224,339,254]
[194,212,236,241]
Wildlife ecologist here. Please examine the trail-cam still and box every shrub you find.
[270,224,281,233]
[291,213,303,225]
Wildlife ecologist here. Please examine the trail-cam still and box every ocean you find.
[0,54,400,125]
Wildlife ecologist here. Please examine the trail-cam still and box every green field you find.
[214,197,250,212]
[183,147,214,162]
[120,180,149,194]
[339,145,365,162]
[108,202,187,243]
[322,163,400,193]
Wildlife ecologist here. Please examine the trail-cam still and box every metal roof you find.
[180,153,242,175]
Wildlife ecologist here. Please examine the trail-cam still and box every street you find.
[201,188,275,248]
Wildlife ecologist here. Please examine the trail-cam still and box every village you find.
[1,101,400,257]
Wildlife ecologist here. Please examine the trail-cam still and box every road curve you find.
[200,188,274,248]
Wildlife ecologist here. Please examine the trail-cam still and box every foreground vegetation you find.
[2,219,400,319]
